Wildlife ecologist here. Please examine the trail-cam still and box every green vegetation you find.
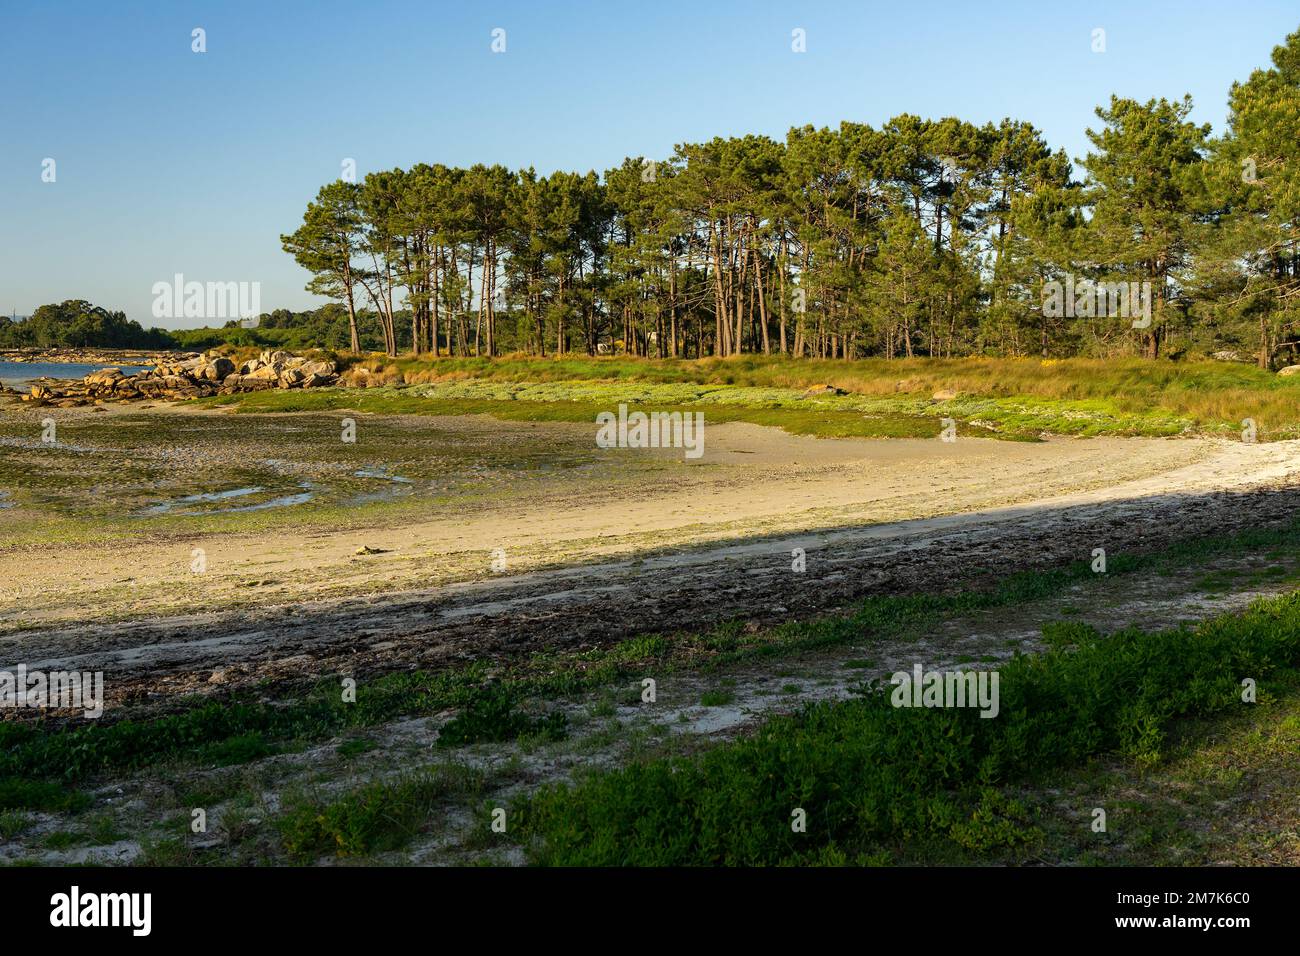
[434,685,568,749]
[0,778,91,813]
[278,764,483,859]
[0,300,170,350]
[699,689,736,708]
[273,30,1299,369]
[203,353,1300,439]
[3,515,1295,816]
[513,592,1300,866]
[19,29,1299,373]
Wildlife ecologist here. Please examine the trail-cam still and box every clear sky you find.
[3,0,1297,327]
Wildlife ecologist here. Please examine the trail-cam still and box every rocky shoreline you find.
[15,350,340,407]
[0,347,187,366]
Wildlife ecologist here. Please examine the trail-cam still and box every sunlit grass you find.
[208,354,1300,439]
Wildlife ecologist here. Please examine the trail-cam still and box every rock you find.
[355,545,390,555]
[18,349,337,405]
[209,356,236,378]
[84,367,124,386]
[299,359,335,377]
[1211,350,1249,363]
[931,389,959,401]
[801,384,843,397]
[194,358,235,382]
[1277,365,1300,376]
[260,349,290,367]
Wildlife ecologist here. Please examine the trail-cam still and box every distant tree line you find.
[280,28,1300,367]
[1,300,409,354]
[0,301,173,350]
[169,304,403,352]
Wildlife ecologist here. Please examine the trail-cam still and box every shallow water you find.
[139,483,316,516]
[0,361,150,388]
[355,467,413,483]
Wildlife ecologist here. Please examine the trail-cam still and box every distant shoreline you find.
[0,347,196,366]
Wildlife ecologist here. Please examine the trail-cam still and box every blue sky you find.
[3,0,1297,327]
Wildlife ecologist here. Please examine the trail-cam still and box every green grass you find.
[0,778,91,813]
[0,809,30,840]
[1013,669,1300,866]
[278,764,483,859]
[434,684,568,748]
[301,353,1300,440]
[513,590,1300,866]
[202,379,1193,442]
[699,689,736,707]
[202,385,986,440]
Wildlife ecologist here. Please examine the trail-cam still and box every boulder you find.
[299,360,336,379]
[208,356,236,379]
[1277,365,1300,377]
[84,367,124,387]
[260,349,290,368]
[931,389,959,401]
[244,364,279,382]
